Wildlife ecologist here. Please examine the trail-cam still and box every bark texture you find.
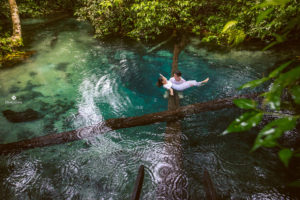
[0,93,259,154]
[8,0,22,41]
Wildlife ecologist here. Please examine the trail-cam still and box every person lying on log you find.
[157,73,209,96]
[169,70,185,98]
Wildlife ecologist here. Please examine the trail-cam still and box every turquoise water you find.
[0,18,297,199]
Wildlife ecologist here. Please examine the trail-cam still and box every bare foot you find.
[202,77,209,83]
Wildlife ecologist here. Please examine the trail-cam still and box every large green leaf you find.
[239,77,269,89]
[223,111,263,134]
[288,180,300,187]
[268,60,293,78]
[290,85,300,104]
[262,41,279,51]
[222,20,237,33]
[263,86,282,110]
[279,148,293,167]
[273,33,286,43]
[264,66,300,110]
[256,8,274,24]
[260,0,291,7]
[252,117,297,151]
[234,98,257,109]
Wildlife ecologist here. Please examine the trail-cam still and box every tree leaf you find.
[234,98,257,109]
[263,86,282,110]
[256,8,274,24]
[222,20,238,33]
[260,0,291,7]
[294,153,300,158]
[264,66,300,110]
[262,41,279,51]
[288,180,300,187]
[223,111,263,134]
[290,85,300,104]
[239,77,269,89]
[268,60,293,78]
[252,117,297,151]
[279,148,293,167]
[273,33,286,43]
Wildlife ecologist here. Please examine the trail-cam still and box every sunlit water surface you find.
[0,18,297,199]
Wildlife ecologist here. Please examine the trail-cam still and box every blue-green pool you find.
[0,18,297,199]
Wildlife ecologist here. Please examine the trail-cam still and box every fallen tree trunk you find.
[203,168,218,200]
[0,93,259,154]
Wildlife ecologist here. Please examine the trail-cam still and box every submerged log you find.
[0,93,259,154]
[131,165,145,200]
[203,169,218,200]
[2,108,43,123]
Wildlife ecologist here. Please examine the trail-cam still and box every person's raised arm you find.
[159,73,166,79]
[169,88,174,96]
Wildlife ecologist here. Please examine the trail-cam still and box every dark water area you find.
[0,17,299,199]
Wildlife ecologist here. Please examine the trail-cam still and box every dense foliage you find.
[223,0,300,187]
[1,0,299,59]
[0,0,79,61]
[75,0,300,44]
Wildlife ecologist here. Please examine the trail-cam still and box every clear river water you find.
[0,17,298,199]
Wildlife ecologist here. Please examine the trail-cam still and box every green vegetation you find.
[1,0,299,58]
[0,0,78,64]
[222,0,300,188]
[75,0,300,45]
[223,61,300,167]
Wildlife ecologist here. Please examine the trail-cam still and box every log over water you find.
[0,93,259,154]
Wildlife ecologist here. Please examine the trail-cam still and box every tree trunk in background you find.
[171,35,189,75]
[8,0,22,42]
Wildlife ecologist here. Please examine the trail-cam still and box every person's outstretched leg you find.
[171,78,209,91]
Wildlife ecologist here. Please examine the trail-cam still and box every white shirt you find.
[163,80,172,90]
[170,77,186,85]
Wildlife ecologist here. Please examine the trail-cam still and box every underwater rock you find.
[114,50,135,60]
[19,91,44,103]
[23,81,41,91]
[2,108,43,123]
[55,62,69,71]
[9,85,20,93]
[29,71,37,77]
[50,35,58,48]
[0,51,36,69]
[17,130,35,140]
[156,50,173,58]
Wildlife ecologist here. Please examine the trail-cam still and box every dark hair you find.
[174,70,182,77]
[156,77,163,87]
